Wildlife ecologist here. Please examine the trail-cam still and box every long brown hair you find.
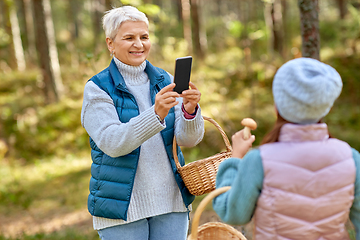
[261,112,291,145]
[261,112,332,145]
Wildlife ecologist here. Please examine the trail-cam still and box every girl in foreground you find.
[213,57,360,240]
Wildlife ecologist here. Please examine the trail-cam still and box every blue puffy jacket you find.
[87,59,194,220]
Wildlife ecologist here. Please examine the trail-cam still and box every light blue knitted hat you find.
[272,57,343,124]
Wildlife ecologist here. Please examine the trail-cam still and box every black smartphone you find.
[173,56,192,94]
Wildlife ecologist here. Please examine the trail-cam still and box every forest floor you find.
[0,153,355,240]
[0,207,254,239]
[0,155,253,240]
[0,208,92,238]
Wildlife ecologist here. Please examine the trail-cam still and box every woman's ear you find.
[106,37,114,54]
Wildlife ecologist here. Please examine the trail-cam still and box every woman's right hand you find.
[231,129,255,159]
[154,83,180,121]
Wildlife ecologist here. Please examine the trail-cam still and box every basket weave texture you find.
[187,187,247,240]
[173,116,232,196]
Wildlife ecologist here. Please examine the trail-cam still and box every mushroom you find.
[241,118,257,140]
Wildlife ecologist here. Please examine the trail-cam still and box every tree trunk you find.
[175,0,183,22]
[67,0,80,68]
[215,0,223,16]
[43,0,63,97]
[281,0,289,59]
[91,0,104,54]
[15,0,27,47]
[272,0,284,58]
[23,0,37,63]
[190,0,204,59]
[198,0,207,54]
[336,0,347,19]
[264,1,274,58]
[32,0,63,103]
[264,0,285,59]
[105,0,112,10]
[298,0,320,60]
[336,0,348,45]
[1,0,17,69]
[181,0,192,55]
[68,0,80,39]
[10,3,26,71]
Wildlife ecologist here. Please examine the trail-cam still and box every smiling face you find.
[106,21,151,66]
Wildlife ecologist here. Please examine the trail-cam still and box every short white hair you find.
[102,6,149,40]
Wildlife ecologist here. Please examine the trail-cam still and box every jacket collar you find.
[145,60,165,86]
[109,59,165,93]
[279,123,329,142]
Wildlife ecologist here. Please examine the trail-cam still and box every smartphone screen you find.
[173,56,192,94]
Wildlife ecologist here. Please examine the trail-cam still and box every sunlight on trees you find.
[0,0,360,239]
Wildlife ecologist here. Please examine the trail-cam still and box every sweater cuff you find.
[132,106,166,142]
[182,104,198,119]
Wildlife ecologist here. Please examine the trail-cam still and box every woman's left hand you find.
[181,82,201,114]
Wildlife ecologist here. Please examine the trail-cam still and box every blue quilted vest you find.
[87,59,194,220]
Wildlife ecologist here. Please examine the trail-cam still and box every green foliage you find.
[2,50,359,164]
[0,230,99,240]
[179,48,360,162]
[0,156,93,239]
[228,20,244,39]
[0,69,89,162]
[324,55,360,150]
[348,3,360,27]
[349,229,356,240]
[320,20,342,49]
[0,28,11,48]
[1,1,360,238]
[121,0,161,17]
[0,155,89,210]
[138,4,161,17]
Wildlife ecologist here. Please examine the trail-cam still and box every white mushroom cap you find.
[241,118,257,130]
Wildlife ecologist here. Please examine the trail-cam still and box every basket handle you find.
[188,186,231,240]
[173,116,232,169]
[202,116,232,152]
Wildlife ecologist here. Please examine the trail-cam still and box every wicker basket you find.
[187,187,247,240]
[173,116,232,196]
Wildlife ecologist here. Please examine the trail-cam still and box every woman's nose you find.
[133,38,143,48]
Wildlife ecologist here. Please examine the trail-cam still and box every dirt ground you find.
[0,208,93,238]
[0,208,254,239]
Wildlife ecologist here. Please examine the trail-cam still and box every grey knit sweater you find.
[81,58,204,230]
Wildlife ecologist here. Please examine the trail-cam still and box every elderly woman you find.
[81,5,204,240]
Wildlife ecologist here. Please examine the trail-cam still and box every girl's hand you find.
[154,83,180,120]
[180,82,201,114]
[231,130,255,159]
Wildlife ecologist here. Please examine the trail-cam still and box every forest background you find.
[0,0,360,239]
